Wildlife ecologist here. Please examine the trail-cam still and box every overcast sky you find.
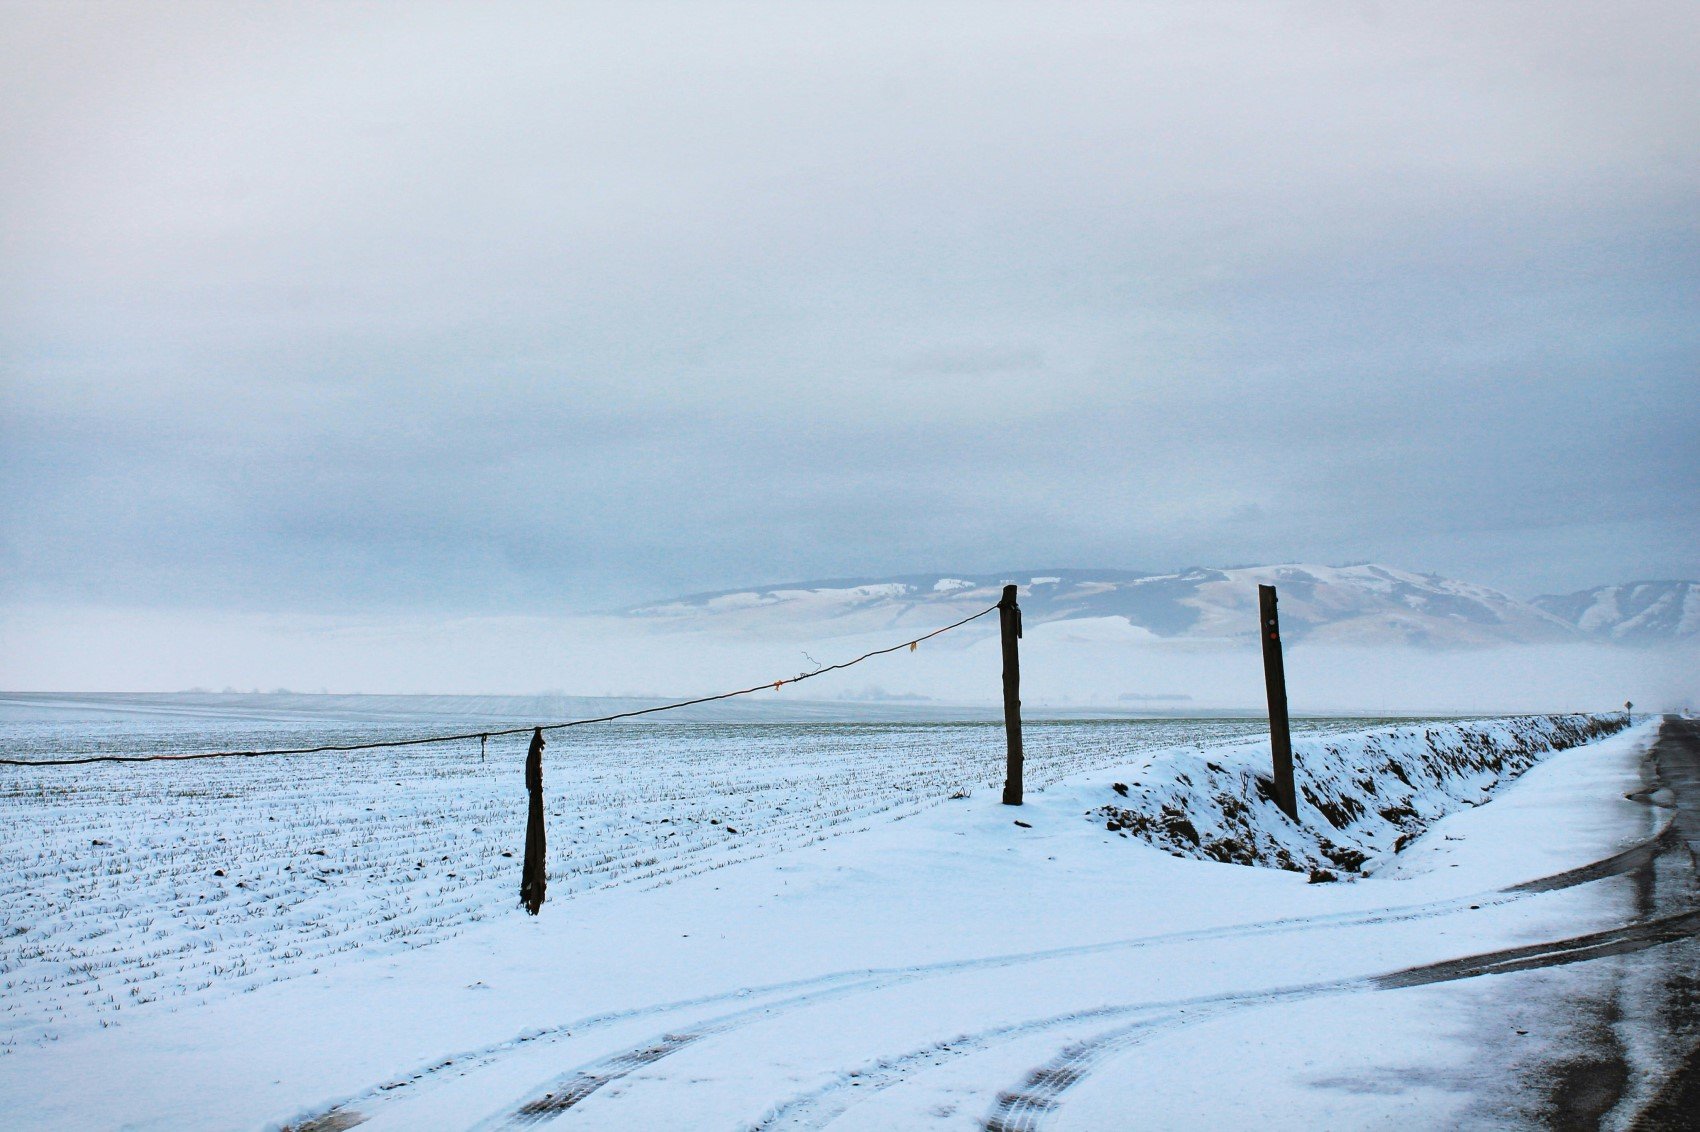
[3,0,1696,624]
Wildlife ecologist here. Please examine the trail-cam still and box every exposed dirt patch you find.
[280,1113,365,1132]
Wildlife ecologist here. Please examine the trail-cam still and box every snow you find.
[0,707,1670,1131]
[627,564,1604,651]
[1083,714,1626,876]
[1579,588,1626,635]
[1021,616,1157,644]
[0,706,1364,1051]
[1536,580,1700,643]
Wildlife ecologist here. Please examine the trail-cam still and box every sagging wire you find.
[0,603,1000,767]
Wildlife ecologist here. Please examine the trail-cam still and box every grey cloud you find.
[1,1,1696,628]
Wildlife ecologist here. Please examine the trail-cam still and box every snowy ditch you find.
[1089,713,1630,880]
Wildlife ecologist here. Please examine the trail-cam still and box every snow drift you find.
[1088,713,1631,879]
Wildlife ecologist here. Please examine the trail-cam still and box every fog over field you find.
[3,598,1691,715]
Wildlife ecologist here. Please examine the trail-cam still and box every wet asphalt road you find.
[1652,717,1700,873]
[1624,716,1700,1131]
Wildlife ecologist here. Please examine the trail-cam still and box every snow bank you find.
[1087,714,1630,879]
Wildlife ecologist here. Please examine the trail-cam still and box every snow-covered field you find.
[0,697,1379,1052]
[0,699,1682,1131]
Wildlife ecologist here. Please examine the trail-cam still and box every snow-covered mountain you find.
[1532,581,1700,644]
[632,564,1587,648]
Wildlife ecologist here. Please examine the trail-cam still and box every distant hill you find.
[632,563,1596,648]
[1532,581,1700,644]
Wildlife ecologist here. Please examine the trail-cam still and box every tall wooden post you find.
[520,728,547,914]
[999,584,1024,806]
[1259,585,1297,821]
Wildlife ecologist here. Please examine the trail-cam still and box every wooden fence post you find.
[1000,584,1024,806]
[520,727,547,914]
[1258,584,1297,821]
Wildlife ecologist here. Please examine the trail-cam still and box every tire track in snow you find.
[460,825,1674,1130]
[278,908,1382,1131]
[744,1004,1229,1131]
[463,903,1429,1130]
[979,910,1700,1131]
[277,971,879,1131]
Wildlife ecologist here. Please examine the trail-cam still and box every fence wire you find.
[0,603,1001,767]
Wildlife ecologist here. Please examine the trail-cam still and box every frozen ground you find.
[0,701,1688,1131]
[0,696,1377,1051]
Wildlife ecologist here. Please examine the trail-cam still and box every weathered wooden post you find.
[1258,584,1297,821]
[999,584,1024,806]
[520,727,547,914]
